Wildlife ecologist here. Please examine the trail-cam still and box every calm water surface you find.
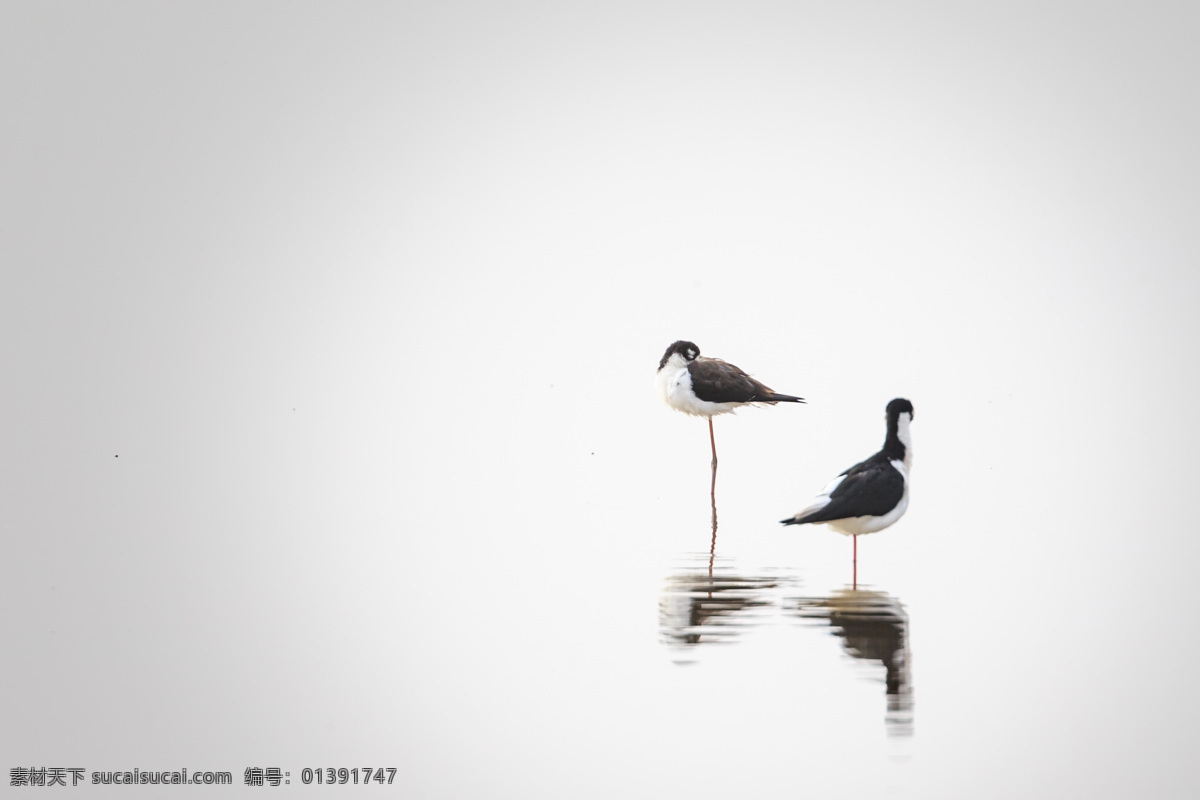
[661,549,914,734]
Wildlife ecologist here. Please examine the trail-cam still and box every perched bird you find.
[781,398,914,587]
[656,340,804,473]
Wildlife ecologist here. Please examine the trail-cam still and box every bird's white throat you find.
[896,412,913,471]
[655,353,689,404]
[657,352,690,374]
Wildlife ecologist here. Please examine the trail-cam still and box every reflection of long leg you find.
[852,535,858,590]
[709,483,718,579]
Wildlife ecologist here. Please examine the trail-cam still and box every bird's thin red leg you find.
[852,535,858,590]
[708,418,718,470]
[708,417,718,499]
[708,417,719,582]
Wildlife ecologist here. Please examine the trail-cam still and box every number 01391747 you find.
[301,768,396,785]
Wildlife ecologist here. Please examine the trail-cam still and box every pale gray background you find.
[3,2,1198,798]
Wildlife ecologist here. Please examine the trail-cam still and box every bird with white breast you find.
[656,340,804,473]
[780,398,914,587]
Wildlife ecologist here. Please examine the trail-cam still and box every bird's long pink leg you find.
[708,417,719,580]
[852,535,858,590]
[708,418,718,500]
[708,418,718,469]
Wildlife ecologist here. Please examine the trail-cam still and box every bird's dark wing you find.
[687,358,801,404]
[794,453,904,522]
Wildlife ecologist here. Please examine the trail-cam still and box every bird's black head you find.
[886,398,914,420]
[659,340,700,370]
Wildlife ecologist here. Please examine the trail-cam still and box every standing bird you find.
[781,398,914,588]
[656,340,805,475]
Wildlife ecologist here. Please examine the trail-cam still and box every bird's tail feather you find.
[762,393,805,404]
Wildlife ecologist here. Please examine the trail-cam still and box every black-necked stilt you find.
[656,340,804,474]
[781,398,914,587]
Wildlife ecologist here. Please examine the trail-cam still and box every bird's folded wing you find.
[795,456,904,522]
[687,358,776,403]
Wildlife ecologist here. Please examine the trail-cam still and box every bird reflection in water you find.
[659,557,791,663]
[790,587,914,736]
[660,481,778,660]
